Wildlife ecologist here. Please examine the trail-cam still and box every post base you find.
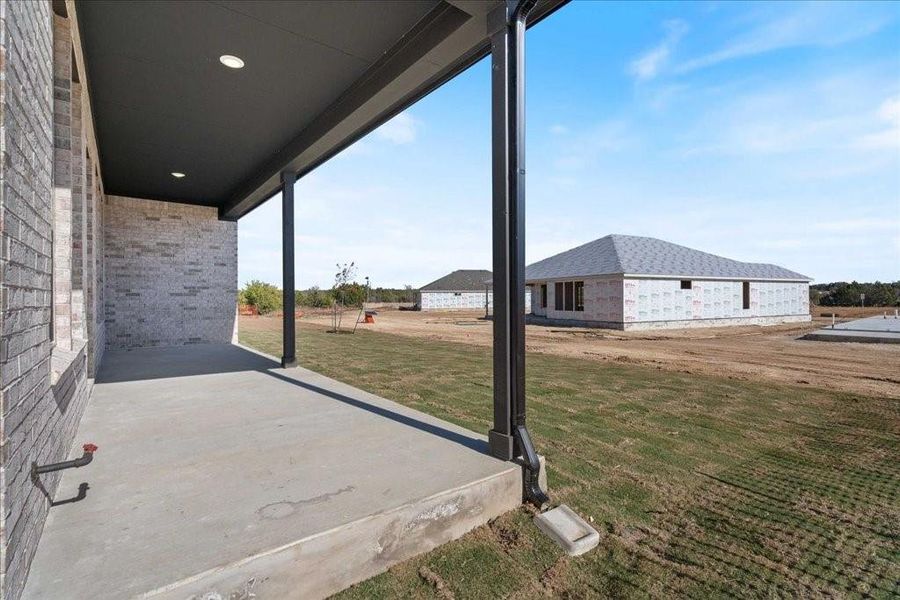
[281,357,298,368]
[488,429,515,461]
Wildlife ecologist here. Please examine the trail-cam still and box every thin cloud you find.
[374,111,420,144]
[675,3,890,74]
[676,73,900,161]
[628,19,688,81]
[854,95,900,150]
[552,119,636,172]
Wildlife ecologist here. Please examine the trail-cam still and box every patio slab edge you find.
[143,462,525,600]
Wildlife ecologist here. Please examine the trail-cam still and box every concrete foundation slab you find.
[803,316,900,344]
[534,504,599,556]
[22,344,525,600]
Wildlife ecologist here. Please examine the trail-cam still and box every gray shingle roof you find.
[420,269,492,292]
[525,235,811,281]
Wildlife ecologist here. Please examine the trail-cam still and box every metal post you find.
[488,0,548,508]
[281,170,298,368]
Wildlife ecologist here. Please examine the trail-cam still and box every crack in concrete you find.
[257,486,355,520]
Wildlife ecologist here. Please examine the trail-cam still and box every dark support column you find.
[487,0,548,508]
[281,170,298,368]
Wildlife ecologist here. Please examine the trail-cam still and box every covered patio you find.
[23,344,531,598]
[4,0,566,598]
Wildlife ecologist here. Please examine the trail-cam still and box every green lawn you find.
[241,322,899,599]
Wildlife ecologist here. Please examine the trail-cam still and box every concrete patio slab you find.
[803,316,900,344]
[22,344,526,600]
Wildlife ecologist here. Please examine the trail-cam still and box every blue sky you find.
[239,1,900,289]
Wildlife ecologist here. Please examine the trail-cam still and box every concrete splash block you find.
[534,504,600,556]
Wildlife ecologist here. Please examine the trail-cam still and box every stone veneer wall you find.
[104,196,237,349]
[1,5,92,600]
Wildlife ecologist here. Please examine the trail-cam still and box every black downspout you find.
[487,0,549,509]
[281,170,298,368]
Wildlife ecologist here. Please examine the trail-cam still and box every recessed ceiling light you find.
[219,54,244,69]
[171,172,186,178]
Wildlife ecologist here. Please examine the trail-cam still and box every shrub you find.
[240,280,282,314]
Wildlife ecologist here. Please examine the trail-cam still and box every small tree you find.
[331,262,356,332]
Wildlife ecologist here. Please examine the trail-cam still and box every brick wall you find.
[50,15,72,351]
[0,5,97,599]
[70,81,85,345]
[0,4,84,599]
[104,196,237,349]
[91,162,105,373]
[1,5,236,597]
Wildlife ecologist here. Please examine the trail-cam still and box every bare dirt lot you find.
[243,309,900,399]
[811,305,899,319]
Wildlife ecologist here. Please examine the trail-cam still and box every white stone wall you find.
[104,196,237,349]
[420,290,531,312]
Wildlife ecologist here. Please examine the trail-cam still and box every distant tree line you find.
[239,280,417,314]
[810,281,899,307]
[368,286,417,303]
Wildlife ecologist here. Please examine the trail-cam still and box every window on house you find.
[540,284,547,308]
[574,281,584,311]
[742,281,750,309]
[680,280,692,290]
[564,281,574,311]
[554,282,563,310]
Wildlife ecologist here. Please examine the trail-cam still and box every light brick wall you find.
[104,196,237,349]
[91,162,105,374]
[50,15,72,351]
[0,4,92,600]
[70,81,86,345]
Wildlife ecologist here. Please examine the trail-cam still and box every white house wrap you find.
[418,269,531,312]
[527,235,811,330]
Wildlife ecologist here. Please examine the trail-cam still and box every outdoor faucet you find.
[33,443,98,476]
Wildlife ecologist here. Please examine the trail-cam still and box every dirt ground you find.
[242,308,900,399]
[811,305,899,319]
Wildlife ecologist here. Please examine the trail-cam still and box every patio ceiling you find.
[74,0,566,219]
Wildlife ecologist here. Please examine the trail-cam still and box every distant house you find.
[527,234,811,330]
[418,269,531,312]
